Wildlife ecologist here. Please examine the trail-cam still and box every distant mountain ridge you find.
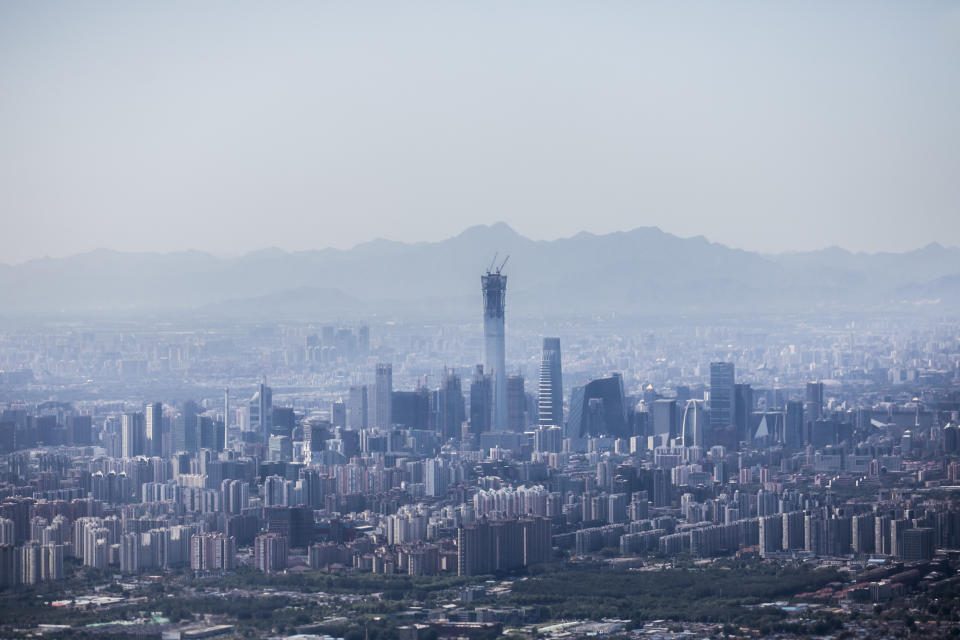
[1,223,958,317]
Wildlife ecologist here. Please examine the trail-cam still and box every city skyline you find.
[1,2,959,636]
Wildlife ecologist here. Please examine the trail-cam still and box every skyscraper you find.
[250,383,273,443]
[709,362,735,446]
[566,373,629,439]
[805,381,825,422]
[437,368,464,442]
[481,265,508,430]
[785,400,804,449]
[538,337,563,428]
[507,374,526,431]
[347,385,368,430]
[375,363,393,429]
[121,412,145,459]
[733,383,752,443]
[223,388,230,430]
[145,402,162,458]
[681,399,707,448]
[182,400,200,453]
[469,365,492,437]
[331,399,346,428]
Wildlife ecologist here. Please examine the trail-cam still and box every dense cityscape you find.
[4,0,959,637]
[0,263,958,640]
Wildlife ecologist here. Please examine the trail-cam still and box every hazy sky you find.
[2,1,959,264]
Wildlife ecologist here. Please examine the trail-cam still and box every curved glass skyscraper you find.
[681,399,707,448]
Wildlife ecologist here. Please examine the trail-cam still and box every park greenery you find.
[0,560,865,639]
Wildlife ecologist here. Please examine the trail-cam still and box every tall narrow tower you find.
[538,337,563,428]
[481,262,508,431]
[375,363,393,429]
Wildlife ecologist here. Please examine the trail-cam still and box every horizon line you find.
[1,222,955,267]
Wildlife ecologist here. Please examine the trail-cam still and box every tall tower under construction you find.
[481,261,508,431]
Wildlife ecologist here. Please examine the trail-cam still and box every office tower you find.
[566,373,629,439]
[805,382,825,422]
[121,412,145,459]
[375,363,393,429]
[481,264,508,430]
[392,389,430,430]
[348,385,368,430]
[224,389,230,431]
[437,368,465,442]
[784,400,804,449]
[650,398,678,439]
[272,407,296,438]
[67,415,92,446]
[250,383,273,443]
[145,402,162,458]
[507,374,526,431]
[681,399,707,448]
[538,337,563,427]
[181,400,200,453]
[709,362,735,446]
[470,365,492,436]
[709,362,735,427]
[903,528,934,561]
[331,400,346,428]
[733,383,752,442]
[852,514,875,555]
[268,435,292,461]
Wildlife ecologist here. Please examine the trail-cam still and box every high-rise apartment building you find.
[145,402,162,458]
[457,516,550,576]
[254,533,288,573]
[121,412,145,459]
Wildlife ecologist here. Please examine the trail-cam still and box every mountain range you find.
[1,223,958,318]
